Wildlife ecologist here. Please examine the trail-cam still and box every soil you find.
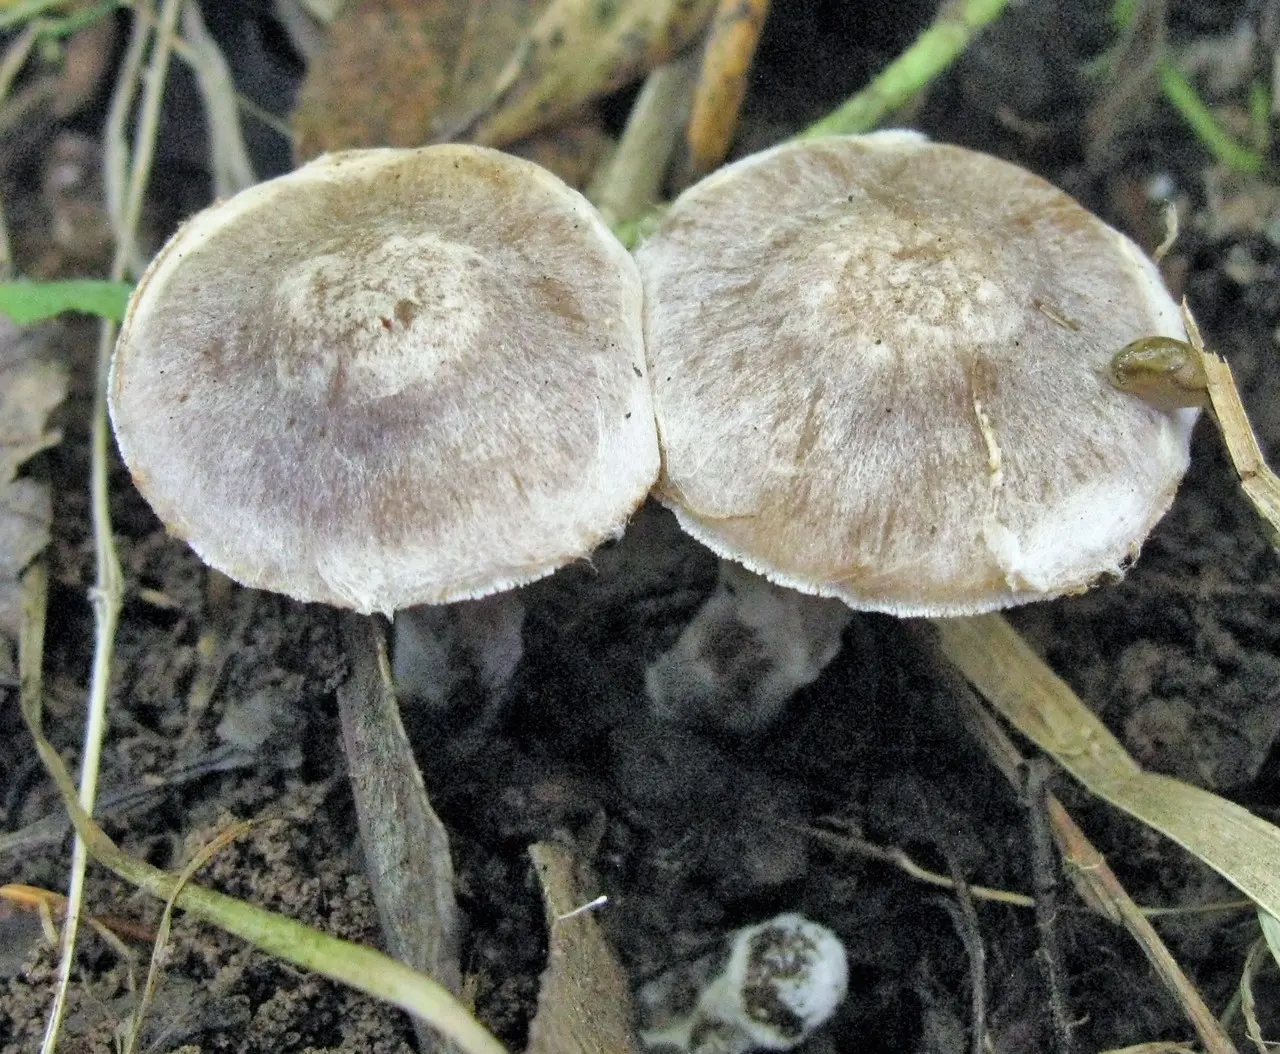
[3,1,1280,1052]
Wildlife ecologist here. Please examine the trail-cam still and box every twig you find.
[932,614,1280,919]
[938,866,988,1054]
[800,822,1036,907]
[798,821,1249,918]
[1024,760,1076,1054]
[589,52,699,234]
[1047,796,1238,1054]
[0,741,272,858]
[933,640,1240,1054]
[685,0,771,178]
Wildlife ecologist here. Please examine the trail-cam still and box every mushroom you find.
[109,143,657,616]
[634,130,1195,619]
[106,145,656,1049]
[639,912,849,1053]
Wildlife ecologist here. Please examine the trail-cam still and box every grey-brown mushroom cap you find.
[635,132,1195,617]
[109,145,658,615]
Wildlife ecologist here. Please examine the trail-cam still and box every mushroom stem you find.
[644,561,851,732]
[394,592,526,710]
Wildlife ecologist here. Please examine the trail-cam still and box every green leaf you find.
[0,279,134,325]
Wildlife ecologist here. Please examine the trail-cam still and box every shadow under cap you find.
[109,144,658,614]
[635,132,1196,616]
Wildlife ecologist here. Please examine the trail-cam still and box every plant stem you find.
[801,0,1010,138]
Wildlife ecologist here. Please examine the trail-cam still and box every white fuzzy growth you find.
[716,914,848,1049]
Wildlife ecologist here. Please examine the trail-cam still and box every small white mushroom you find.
[635,131,1196,616]
[109,144,657,616]
[641,912,849,1053]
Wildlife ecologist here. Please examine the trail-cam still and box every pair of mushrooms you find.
[108,133,1193,633]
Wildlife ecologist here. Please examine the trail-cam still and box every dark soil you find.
[3,1,1280,1052]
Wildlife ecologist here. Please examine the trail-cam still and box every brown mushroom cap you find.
[109,145,657,614]
[635,132,1195,616]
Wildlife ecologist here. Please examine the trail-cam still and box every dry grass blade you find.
[119,820,251,1054]
[337,613,463,1054]
[1237,936,1272,1054]
[178,0,257,196]
[526,840,639,1054]
[933,615,1280,919]
[39,0,180,1048]
[939,652,1238,1054]
[1260,909,1280,968]
[1108,305,1280,544]
[1046,797,1236,1054]
[0,882,152,952]
[1197,351,1280,543]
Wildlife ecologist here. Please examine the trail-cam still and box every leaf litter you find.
[0,317,65,674]
[7,2,1280,1054]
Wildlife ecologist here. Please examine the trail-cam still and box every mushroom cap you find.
[635,132,1196,616]
[110,145,657,614]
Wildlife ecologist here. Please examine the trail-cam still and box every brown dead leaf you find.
[291,0,542,159]
[467,0,717,147]
[0,320,67,647]
[505,118,613,189]
[336,613,463,1054]
[526,840,640,1054]
[293,0,717,159]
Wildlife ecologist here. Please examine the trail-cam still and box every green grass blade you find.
[0,279,133,325]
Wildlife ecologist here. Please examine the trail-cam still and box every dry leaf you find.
[467,0,717,147]
[934,614,1280,925]
[0,319,67,648]
[526,840,640,1054]
[291,0,541,159]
